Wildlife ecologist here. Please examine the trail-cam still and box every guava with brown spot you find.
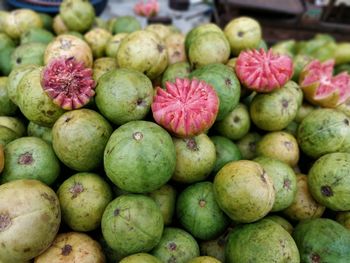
[224,16,262,56]
[11,42,47,69]
[176,182,230,240]
[256,131,299,167]
[297,109,350,159]
[161,61,191,88]
[172,134,216,184]
[210,135,241,174]
[236,132,261,160]
[84,28,112,58]
[117,30,168,80]
[120,253,162,263]
[16,67,65,127]
[185,23,223,54]
[264,215,293,234]
[1,137,60,185]
[95,68,153,125]
[148,184,177,226]
[250,81,299,131]
[44,34,93,68]
[165,32,187,65]
[336,211,350,229]
[283,174,325,221]
[0,179,60,263]
[34,232,105,263]
[188,31,230,68]
[200,227,232,262]
[213,160,275,223]
[293,218,350,263]
[151,227,200,263]
[104,121,176,193]
[214,103,251,140]
[57,172,113,232]
[52,109,112,172]
[254,156,297,212]
[308,152,350,211]
[225,219,300,263]
[101,195,164,257]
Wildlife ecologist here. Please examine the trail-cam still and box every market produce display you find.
[1,0,350,262]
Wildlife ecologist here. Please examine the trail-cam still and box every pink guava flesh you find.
[42,57,95,110]
[235,48,293,93]
[152,78,219,138]
[301,59,350,106]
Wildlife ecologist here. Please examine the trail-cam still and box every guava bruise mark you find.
[114,208,120,216]
[157,44,165,53]
[311,253,320,263]
[185,138,198,151]
[283,179,291,190]
[41,192,57,204]
[321,185,333,197]
[69,182,84,199]
[168,242,177,251]
[0,214,11,232]
[62,244,72,256]
[18,152,33,165]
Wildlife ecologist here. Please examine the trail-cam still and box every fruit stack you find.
[0,0,350,262]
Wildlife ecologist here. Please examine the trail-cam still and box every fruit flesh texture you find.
[42,57,95,110]
[235,48,293,93]
[152,78,219,138]
[300,59,350,107]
